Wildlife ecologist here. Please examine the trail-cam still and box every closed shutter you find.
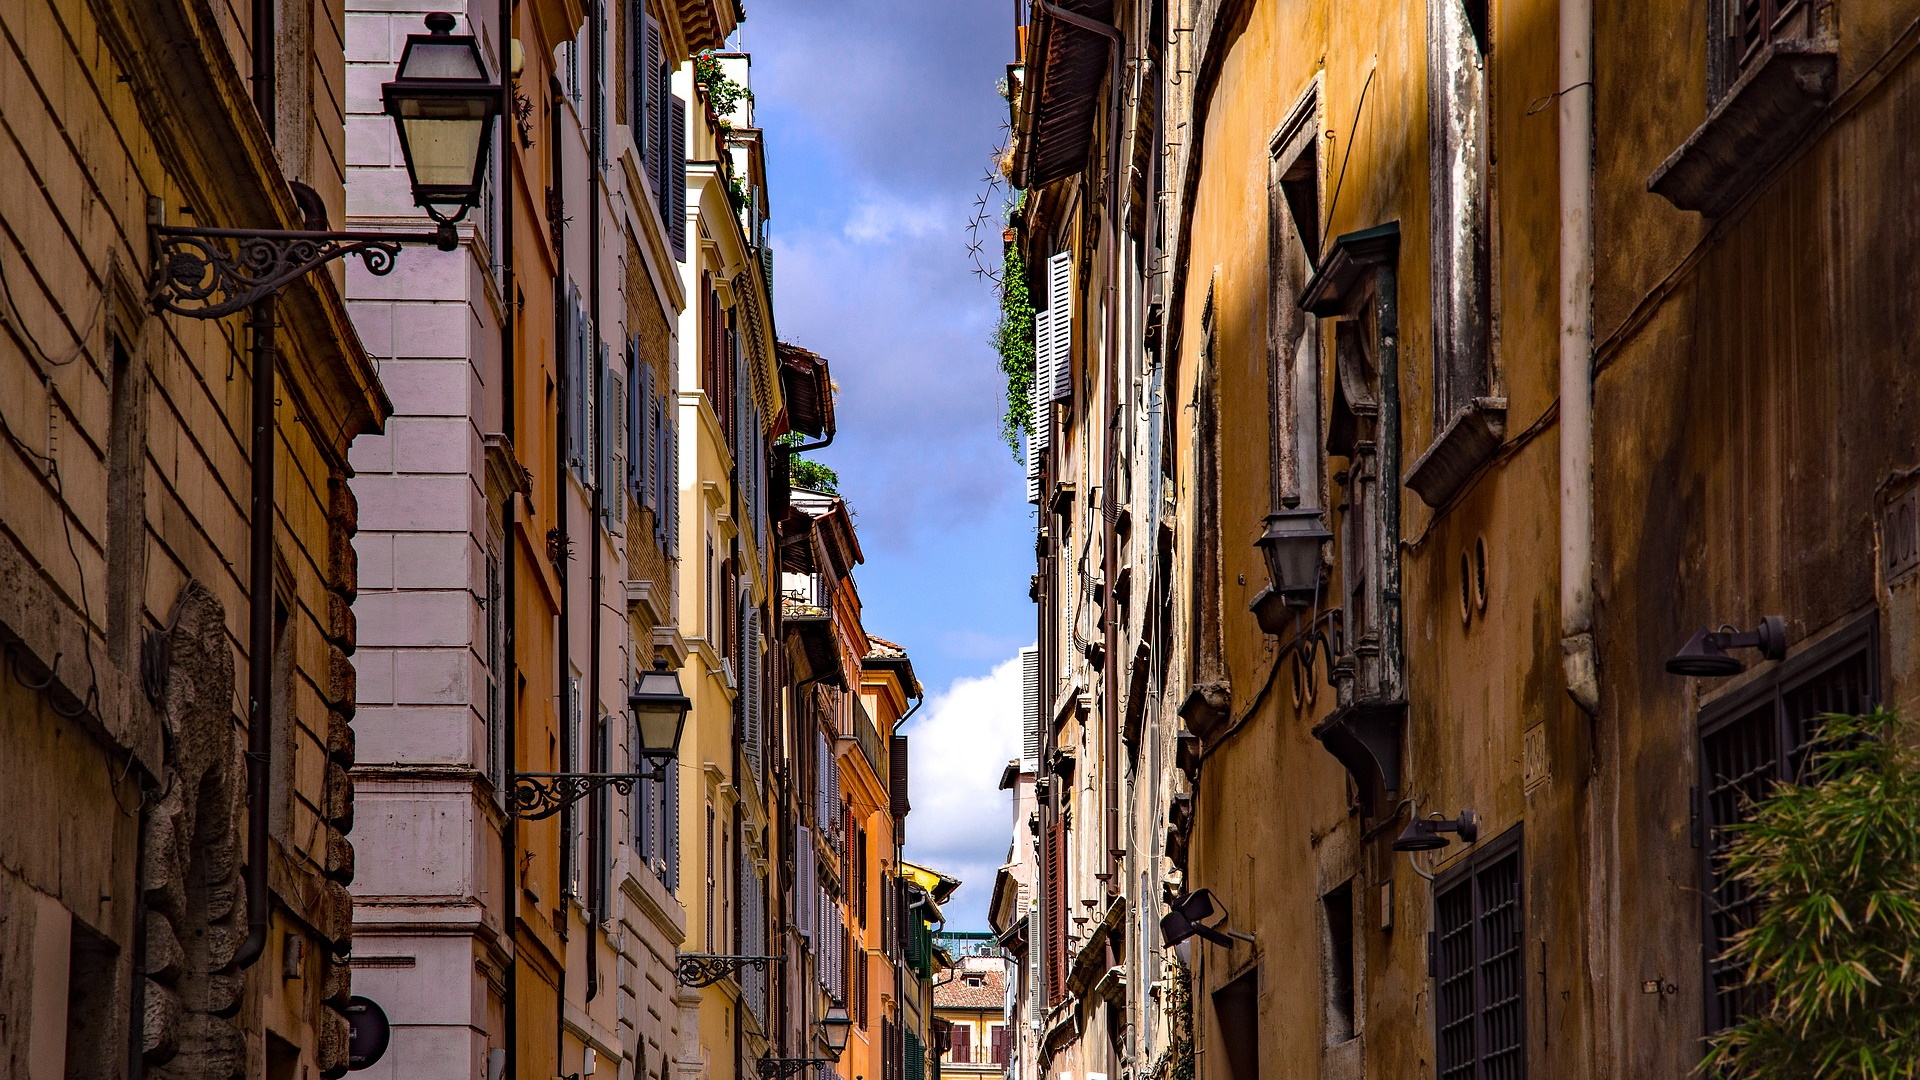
[629,338,647,504]
[663,754,681,891]
[1027,899,1043,1027]
[797,825,816,940]
[668,96,687,261]
[605,347,625,529]
[1020,646,1041,771]
[1044,818,1066,1007]
[950,1025,970,1065]
[565,289,584,474]
[744,608,763,780]
[1047,250,1073,401]
[889,734,910,819]
[1028,307,1052,506]
[644,19,665,204]
[665,408,680,556]
[991,1025,1008,1066]
[905,1032,924,1080]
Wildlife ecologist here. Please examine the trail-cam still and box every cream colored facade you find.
[1,1,384,1077]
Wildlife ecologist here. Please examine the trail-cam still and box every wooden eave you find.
[777,342,835,439]
[1011,0,1117,190]
[673,0,736,54]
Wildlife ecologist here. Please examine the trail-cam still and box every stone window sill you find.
[1648,40,1837,217]
[1405,397,1507,509]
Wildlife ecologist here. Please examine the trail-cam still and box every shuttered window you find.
[991,1025,1009,1066]
[1699,616,1877,1032]
[667,96,687,260]
[1044,816,1067,1006]
[1724,0,1810,84]
[1434,830,1524,1080]
[890,734,911,819]
[950,1025,970,1065]
[1021,646,1041,771]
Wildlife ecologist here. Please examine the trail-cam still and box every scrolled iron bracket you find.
[510,763,668,820]
[149,224,452,320]
[756,1058,831,1080]
[674,952,782,988]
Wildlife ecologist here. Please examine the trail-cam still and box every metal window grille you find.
[1699,619,1877,1032]
[1434,836,1524,1080]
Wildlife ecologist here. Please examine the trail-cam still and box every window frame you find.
[1431,823,1525,1080]
[1695,611,1878,1033]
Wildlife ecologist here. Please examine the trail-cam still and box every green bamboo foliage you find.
[1701,708,1920,1078]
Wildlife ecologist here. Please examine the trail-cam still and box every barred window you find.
[1434,830,1524,1080]
[1698,615,1877,1032]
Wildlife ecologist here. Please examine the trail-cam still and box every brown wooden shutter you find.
[991,1025,1008,1065]
[889,734,911,818]
[950,1025,970,1065]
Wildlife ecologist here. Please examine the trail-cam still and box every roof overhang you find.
[1010,0,1117,190]
[777,341,835,439]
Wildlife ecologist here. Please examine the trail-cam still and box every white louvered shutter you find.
[1021,646,1041,771]
[1028,901,1044,1027]
[1048,251,1073,401]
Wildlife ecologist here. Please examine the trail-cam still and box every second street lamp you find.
[510,660,692,820]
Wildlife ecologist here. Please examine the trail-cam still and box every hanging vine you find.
[967,81,1032,461]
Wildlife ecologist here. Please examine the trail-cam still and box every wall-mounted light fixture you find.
[1159,888,1253,949]
[1256,496,1333,607]
[1391,809,1479,852]
[1665,615,1786,677]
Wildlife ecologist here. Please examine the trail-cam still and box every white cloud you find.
[842,194,951,244]
[901,649,1031,930]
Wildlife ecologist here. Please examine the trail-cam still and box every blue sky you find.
[741,0,1029,931]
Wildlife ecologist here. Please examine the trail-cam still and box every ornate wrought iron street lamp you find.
[755,1005,853,1078]
[511,660,691,819]
[150,12,500,317]
[141,12,501,977]
[1255,496,1333,607]
[383,13,502,243]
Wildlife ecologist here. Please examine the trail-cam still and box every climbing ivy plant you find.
[1701,707,1920,1079]
[993,242,1036,459]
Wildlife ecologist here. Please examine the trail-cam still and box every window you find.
[950,1024,971,1064]
[1434,829,1524,1080]
[1267,87,1324,513]
[1322,880,1357,1044]
[63,916,118,1080]
[1719,0,1813,89]
[990,1024,1009,1066]
[1428,0,1492,425]
[565,675,584,900]
[1211,968,1259,1080]
[1698,616,1877,1032]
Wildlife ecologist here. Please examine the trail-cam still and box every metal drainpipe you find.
[232,294,278,973]
[585,0,606,1004]
[232,0,281,975]
[497,0,519,1074]
[550,78,574,1079]
[1559,0,1598,714]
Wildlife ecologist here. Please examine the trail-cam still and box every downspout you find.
[232,0,281,975]
[498,3,519,1078]
[550,78,574,1078]
[1559,0,1599,714]
[585,0,607,1004]
[233,294,277,972]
